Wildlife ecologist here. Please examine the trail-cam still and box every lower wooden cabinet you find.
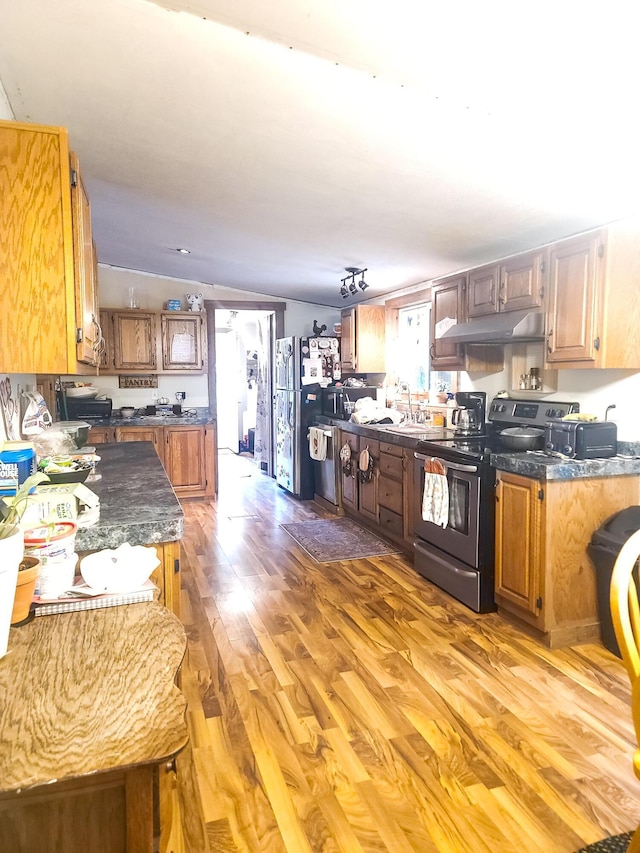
[339,431,412,552]
[88,426,116,444]
[164,425,216,497]
[89,423,216,498]
[495,470,640,647]
[116,425,165,462]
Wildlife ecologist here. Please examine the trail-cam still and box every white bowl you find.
[80,544,159,593]
[66,386,99,398]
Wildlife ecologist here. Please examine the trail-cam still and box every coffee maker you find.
[451,391,486,435]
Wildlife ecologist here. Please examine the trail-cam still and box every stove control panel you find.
[488,397,580,428]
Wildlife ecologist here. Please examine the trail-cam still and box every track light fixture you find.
[340,267,369,299]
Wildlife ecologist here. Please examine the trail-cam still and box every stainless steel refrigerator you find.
[274,336,339,498]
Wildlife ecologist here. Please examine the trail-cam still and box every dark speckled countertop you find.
[86,406,213,428]
[319,415,640,482]
[75,442,184,552]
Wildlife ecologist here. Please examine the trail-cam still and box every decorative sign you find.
[118,375,158,388]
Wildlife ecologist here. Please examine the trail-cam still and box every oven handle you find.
[413,452,479,474]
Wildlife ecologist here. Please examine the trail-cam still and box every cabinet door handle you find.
[546,328,553,353]
[430,342,436,358]
[499,281,506,304]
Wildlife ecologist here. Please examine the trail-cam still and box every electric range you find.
[412,396,580,613]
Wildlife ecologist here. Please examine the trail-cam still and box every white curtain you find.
[253,315,271,472]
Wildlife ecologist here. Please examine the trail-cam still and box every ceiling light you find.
[176,247,191,254]
[340,266,369,299]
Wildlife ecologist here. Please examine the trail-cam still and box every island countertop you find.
[75,441,184,552]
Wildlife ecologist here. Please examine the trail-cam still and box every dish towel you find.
[309,426,328,461]
[421,458,449,527]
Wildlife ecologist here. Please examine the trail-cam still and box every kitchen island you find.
[0,602,188,852]
[76,441,184,614]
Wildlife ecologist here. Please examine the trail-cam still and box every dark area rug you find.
[576,832,633,852]
[281,518,401,563]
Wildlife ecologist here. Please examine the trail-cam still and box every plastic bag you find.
[21,390,53,435]
[32,430,77,458]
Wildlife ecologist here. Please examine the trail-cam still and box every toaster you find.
[544,420,617,460]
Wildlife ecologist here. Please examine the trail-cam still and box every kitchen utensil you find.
[499,427,545,451]
[51,421,91,449]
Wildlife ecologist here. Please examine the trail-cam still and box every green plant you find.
[0,472,49,540]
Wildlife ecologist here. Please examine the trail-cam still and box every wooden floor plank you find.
[177,454,640,851]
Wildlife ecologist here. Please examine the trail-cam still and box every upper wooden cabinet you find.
[467,251,544,318]
[100,309,207,374]
[546,232,602,365]
[341,305,386,373]
[0,120,100,373]
[112,311,157,371]
[545,222,640,369]
[430,275,504,373]
[430,275,466,369]
[161,312,206,372]
[70,152,100,365]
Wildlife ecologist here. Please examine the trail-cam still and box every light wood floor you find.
[176,452,640,852]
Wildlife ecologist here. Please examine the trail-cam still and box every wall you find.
[460,361,640,441]
[67,265,341,409]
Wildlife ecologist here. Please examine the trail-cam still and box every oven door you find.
[413,451,481,568]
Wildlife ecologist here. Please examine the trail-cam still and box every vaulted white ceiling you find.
[1,0,640,307]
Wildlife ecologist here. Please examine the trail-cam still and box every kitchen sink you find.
[376,423,448,436]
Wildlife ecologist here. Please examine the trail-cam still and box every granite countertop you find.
[87,406,213,428]
[490,449,640,481]
[319,415,640,481]
[75,442,184,551]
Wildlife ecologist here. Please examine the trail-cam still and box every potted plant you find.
[0,472,49,652]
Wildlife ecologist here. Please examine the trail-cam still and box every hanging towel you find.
[421,458,449,527]
[309,426,328,461]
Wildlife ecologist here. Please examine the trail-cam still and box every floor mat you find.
[281,518,401,563]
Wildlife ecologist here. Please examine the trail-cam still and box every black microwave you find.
[321,387,379,419]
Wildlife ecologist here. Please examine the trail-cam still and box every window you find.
[395,304,454,398]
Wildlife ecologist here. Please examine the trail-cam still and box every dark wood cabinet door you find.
[499,250,544,312]
[467,265,499,317]
[430,275,466,369]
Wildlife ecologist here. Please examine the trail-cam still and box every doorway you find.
[204,300,285,491]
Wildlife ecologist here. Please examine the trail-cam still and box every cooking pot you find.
[499,427,545,451]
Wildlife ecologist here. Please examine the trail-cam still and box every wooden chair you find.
[610,528,640,853]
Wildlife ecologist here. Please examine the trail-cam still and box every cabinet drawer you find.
[380,441,403,458]
[378,475,403,514]
[379,452,403,480]
[379,506,403,538]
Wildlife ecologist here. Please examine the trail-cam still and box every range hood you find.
[438,309,545,345]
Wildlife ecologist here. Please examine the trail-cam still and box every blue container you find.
[0,443,37,496]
